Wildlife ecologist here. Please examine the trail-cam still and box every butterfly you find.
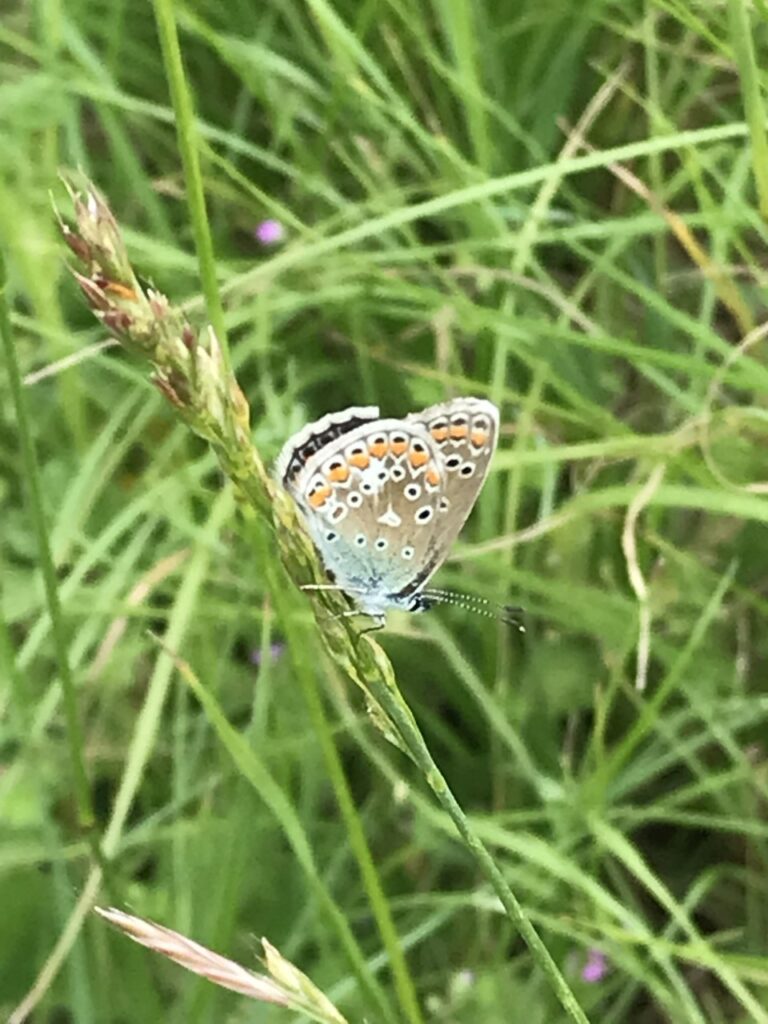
[276,397,518,626]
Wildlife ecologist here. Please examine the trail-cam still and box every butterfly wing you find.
[282,416,455,612]
[275,406,381,488]
[279,398,499,614]
[405,395,499,558]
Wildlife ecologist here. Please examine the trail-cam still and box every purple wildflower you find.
[254,219,284,245]
[250,642,286,667]
[581,948,608,983]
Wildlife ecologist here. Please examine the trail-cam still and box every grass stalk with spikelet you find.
[96,908,348,1024]
[58,177,589,1024]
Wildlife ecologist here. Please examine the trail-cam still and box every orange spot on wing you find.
[425,466,440,487]
[409,449,429,469]
[431,426,449,442]
[369,440,389,459]
[327,464,349,483]
[308,485,332,508]
[470,430,488,447]
[390,440,408,456]
[449,423,468,439]
[348,452,370,469]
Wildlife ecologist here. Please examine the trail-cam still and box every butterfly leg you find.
[328,609,386,635]
[355,614,386,636]
[300,583,367,596]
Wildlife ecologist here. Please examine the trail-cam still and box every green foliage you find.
[3,0,768,1021]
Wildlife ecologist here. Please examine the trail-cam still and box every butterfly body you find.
[275,398,499,617]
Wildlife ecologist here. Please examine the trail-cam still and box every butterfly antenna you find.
[422,588,525,631]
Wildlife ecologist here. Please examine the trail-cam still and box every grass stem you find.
[0,250,98,849]
[364,668,591,1024]
[728,0,768,222]
[151,0,230,369]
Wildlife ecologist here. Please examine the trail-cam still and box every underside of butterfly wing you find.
[284,418,452,613]
[276,398,500,616]
[275,406,380,488]
[406,396,499,552]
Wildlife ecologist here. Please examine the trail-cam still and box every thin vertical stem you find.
[728,0,768,221]
[151,0,230,369]
[290,647,424,1020]
[644,2,668,290]
[0,251,96,840]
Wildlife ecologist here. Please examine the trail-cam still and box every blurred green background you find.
[3,0,768,1021]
